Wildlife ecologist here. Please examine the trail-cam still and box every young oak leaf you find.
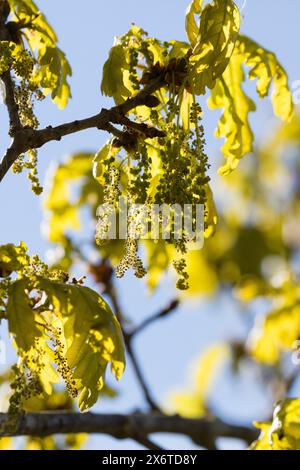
[36,278,125,411]
[189,0,241,95]
[144,38,167,66]
[252,399,300,450]
[44,153,98,243]
[37,45,72,109]
[8,0,72,108]
[208,52,256,175]
[248,304,300,365]
[204,184,218,238]
[7,278,42,352]
[0,241,29,277]
[185,0,203,47]
[180,88,194,131]
[8,0,57,43]
[210,34,294,176]
[101,44,132,105]
[237,35,294,122]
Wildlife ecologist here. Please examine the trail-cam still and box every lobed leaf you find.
[36,278,125,411]
[249,304,300,364]
[185,0,203,47]
[101,44,131,105]
[252,399,300,450]
[208,52,256,175]
[44,153,98,243]
[0,242,29,277]
[238,35,294,122]
[7,278,42,351]
[8,0,72,108]
[209,34,294,175]
[189,0,241,95]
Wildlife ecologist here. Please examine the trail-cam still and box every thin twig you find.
[122,299,180,412]
[124,336,161,412]
[105,280,161,412]
[128,300,179,339]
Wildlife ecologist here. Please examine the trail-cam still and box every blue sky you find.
[0,0,300,450]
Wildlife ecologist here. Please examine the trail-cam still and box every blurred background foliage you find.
[1,0,300,451]
[30,112,300,449]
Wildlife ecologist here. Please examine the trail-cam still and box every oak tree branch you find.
[0,412,258,450]
[0,76,166,183]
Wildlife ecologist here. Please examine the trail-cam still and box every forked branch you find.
[0,76,166,183]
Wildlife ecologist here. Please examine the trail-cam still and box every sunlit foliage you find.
[0,0,299,451]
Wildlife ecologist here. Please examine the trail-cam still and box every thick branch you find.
[33,76,165,147]
[0,15,22,134]
[0,412,258,449]
[1,72,22,133]
[0,76,165,182]
[0,131,30,180]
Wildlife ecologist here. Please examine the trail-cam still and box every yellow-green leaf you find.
[0,242,29,277]
[208,52,256,175]
[205,184,218,238]
[185,0,203,46]
[38,47,72,109]
[180,89,193,131]
[7,278,41,351]
[238,35,294,122]
[249,304,300,364]
[44,153,97,243]
[101,44,131,105]
[168,40,190,60]
[9,0,72,108]
[93,142,118,184]
[252,399,300,450]
[145,38,167,66]
[189,0,241,95]
[168,344,229,418]
[36,278,125,411]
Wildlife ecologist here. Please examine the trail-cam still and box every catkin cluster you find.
[52,327,78,399]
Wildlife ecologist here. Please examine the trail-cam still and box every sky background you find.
[0,0,300,450]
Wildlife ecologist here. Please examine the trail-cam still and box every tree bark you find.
[0,412,258,449]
